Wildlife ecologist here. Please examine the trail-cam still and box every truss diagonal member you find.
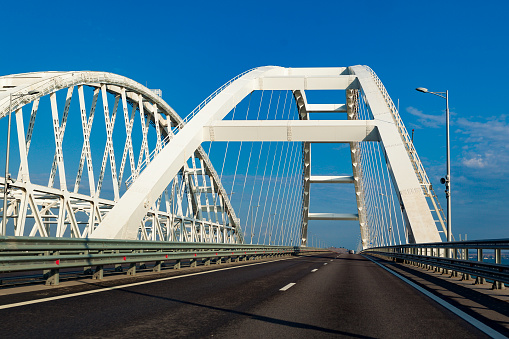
[0,71,239,241]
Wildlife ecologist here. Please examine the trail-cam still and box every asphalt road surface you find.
[0,252,492,338]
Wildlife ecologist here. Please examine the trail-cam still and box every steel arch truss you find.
[0,71,240,243]
[88,66,443,247]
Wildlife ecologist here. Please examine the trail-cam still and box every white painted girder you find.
[310,175,355,183]
[349,66,441,244]
[256,75,358,91]
[308,213,359,221]
[203,120,378,142]
[307,104,347,112]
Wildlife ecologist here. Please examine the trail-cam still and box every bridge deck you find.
[0,253,506,338]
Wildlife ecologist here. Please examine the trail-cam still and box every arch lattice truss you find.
[0,71,241,243]
[0,66,447,248]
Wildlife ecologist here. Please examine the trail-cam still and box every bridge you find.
[0,66,508,337]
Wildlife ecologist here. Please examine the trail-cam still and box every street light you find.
[415,87,451,244]
[2,90,39,235]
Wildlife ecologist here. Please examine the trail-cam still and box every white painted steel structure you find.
[0,72,241,243]
[0,66,446,249]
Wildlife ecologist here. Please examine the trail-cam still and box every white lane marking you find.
[311,269,318,272]
[0,256,298,310]
[363,255,507,339]
[330,260,333,261]
[323,263,328,265]
[279,283,296,291]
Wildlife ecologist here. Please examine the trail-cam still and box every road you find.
[0,252,492,338]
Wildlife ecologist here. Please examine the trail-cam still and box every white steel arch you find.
[90,66,443,247]
[0,71,241,242]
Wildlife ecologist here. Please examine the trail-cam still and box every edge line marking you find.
[362,254,507,339]
[0,256,298,310]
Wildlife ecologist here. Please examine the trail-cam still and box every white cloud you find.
[455,115,509,174]
[406,106,445,128]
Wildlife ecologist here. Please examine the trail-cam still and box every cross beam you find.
[203,120,378,142]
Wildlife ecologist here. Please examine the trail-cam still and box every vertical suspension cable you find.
[255,91,282,244]
[246,91,273,244]
[272,101,296,244]
[265,91,290,245]
[238,91,264,218]
[279,139,300,245]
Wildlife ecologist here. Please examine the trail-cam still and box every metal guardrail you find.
[0,236,325,286]
[362,239,509,289]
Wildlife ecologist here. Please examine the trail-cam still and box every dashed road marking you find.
[311,269,318,272]
[280,283,296,291]
[323,263,328,265]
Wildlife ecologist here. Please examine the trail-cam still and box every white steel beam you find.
[203,120,378,143]
[310,175,354,184]
[308,213,359,221]
[256,75,358,91]
[350,66,441,244]
[307,104,347,112]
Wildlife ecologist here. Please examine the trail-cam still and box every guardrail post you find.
[450,249,458,278]
[44,251,60,285]
[93,265,104,280]
[474,249,485,284]
[45,268,59,285]
[190,258,197,267]
[216,257,222,265]
[492,249,505,290]
[440,248,447,275]
[461,247,471,281]
[174,260,181,270]
[83,250,93,275]
[115,251,123,272]
[203,258,211,266]
[153,261,162,272]
[425,248,431,270]
[127,263,136,276]
[225,256,231,264]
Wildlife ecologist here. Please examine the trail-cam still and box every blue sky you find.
[1,0,508,249]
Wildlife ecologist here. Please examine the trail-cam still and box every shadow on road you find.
[113,286,376,338]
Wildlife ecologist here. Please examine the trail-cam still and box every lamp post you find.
[415,87,451,244]
[2,91,39,235]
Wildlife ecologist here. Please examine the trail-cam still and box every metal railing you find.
[362,239,509,289]
[0,236,325,286]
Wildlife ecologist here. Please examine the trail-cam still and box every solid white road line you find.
[363,255,507,339]
[0,256,298,310]
[279,283,296,291]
